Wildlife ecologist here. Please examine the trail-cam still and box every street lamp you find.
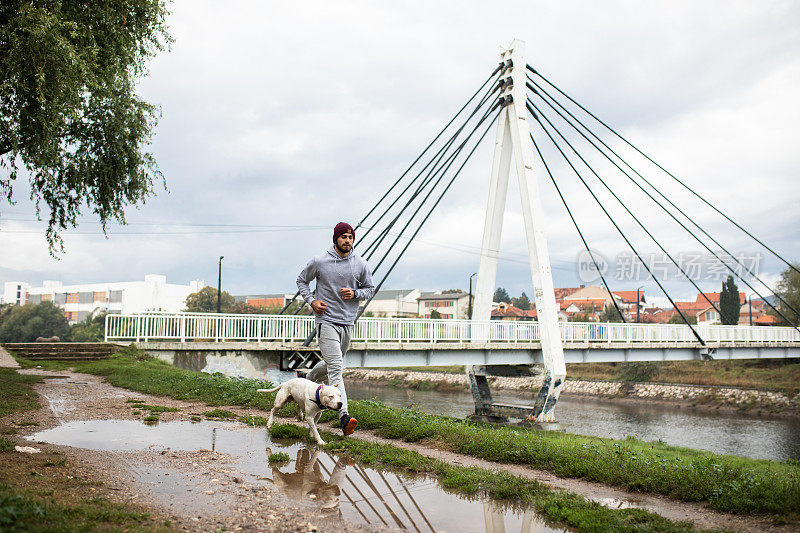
[217,256,224,314]
[468,272,477,319]
[636,286,644,323]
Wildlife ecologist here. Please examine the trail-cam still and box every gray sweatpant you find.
[307,323,352,418]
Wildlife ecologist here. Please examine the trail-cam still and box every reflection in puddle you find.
[27,420,567,532]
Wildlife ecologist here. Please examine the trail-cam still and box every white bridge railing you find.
[104,313,800,345]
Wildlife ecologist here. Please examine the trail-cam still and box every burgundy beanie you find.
[333,222,354,244]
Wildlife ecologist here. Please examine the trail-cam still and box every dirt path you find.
[5,369,382,533]
[4,367,794,532]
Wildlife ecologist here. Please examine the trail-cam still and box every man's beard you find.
[336,242,352,255]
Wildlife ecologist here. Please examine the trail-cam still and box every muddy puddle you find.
[27,419,568,532]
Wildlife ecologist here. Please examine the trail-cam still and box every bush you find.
[68,312,106,341]
[0,302,69,342]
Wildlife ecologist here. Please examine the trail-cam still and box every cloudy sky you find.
[2,0,799,307]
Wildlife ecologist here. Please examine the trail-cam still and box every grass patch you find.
[269,423,309,440]
[16,421,39,427]
[0,483,165,532]
[0,437,14,452]
[1,429,17,435]
[323,433,705,533]
[78,352,800,518]
[142,415,159,423]
[138,405,180,413]
[79,351,274,408]
[267,452,290,464]
[12,357,73,372]
[0,368,42,417]
[190,416,201,422]
[203,409,236,419]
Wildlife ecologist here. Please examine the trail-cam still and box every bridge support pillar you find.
[466,364,561,428]
[472,38,567,423]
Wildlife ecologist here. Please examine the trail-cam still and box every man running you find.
[296,222,375,436]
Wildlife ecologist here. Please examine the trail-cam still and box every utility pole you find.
[217,256,224,313]
[749,295,753,326]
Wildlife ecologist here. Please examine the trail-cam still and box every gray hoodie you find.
[296,246,375,326]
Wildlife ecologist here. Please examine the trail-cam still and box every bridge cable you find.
[363,97,500,268]
[526,100,705,343]
[528,132,627,322]
[527,76,800,326]
[358,82,501,259]
[367,99,501,276]
[527,64,800,279]
[278,68,501,316]
[356,66,503,243]
[528,97,715,335]
[354,106,502,322]
[301,102,501,343]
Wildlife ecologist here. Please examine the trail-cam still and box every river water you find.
[158,352,800,462]
[346,382,800,462]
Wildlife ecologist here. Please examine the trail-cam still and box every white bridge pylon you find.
[472,39,566,423]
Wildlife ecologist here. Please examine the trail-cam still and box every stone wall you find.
[344,369,800,414]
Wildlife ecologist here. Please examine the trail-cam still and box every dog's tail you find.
[256,385,281,394]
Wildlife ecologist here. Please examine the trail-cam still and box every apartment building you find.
[3,275,203,323]
[417,291,470,319]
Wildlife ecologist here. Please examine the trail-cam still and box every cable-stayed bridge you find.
[107,39,800,424]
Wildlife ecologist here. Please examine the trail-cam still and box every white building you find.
[3,275,203,323]
[363,289,421,317]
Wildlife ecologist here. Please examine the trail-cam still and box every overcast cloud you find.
[1,0,798,307]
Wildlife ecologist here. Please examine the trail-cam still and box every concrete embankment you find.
[344,368,800,415]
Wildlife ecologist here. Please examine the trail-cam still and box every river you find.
[346,381,800,462]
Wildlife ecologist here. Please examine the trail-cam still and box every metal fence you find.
[105,312,800,345]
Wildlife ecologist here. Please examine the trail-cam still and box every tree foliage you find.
[0,301,69,342]
[185,286,235,313]
[429,309,442,319]
[600,304,624,323]
[769,262,800,326]
[69,312,106,341]
[669,313,697,325]
[719,275,741,325]
[512,291,531,310]
[493,287,511,304]
[0,0,173,252]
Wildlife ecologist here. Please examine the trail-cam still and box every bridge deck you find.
[129,340,800,366]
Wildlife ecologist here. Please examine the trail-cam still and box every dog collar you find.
[310,384,326,410]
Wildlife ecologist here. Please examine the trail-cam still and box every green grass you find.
[142,414,159,422]
[323,435,706,533]
[80,351,800,518]
[267,452,290,464]
[269,423,309,439]
[0,368,42,417]
[0,437,14,452]
[138,404,180,413]
[0,484,166,532]
[203,409,236,419]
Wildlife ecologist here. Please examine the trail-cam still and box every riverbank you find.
[344,367,800,417]
[3,349,799,531]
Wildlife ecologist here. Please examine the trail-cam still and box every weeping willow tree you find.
[0,0,173,253]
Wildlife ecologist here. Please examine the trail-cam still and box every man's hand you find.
[340,288,356,300]
[311,300,327,314]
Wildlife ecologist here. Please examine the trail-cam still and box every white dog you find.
[257,378,342,445]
